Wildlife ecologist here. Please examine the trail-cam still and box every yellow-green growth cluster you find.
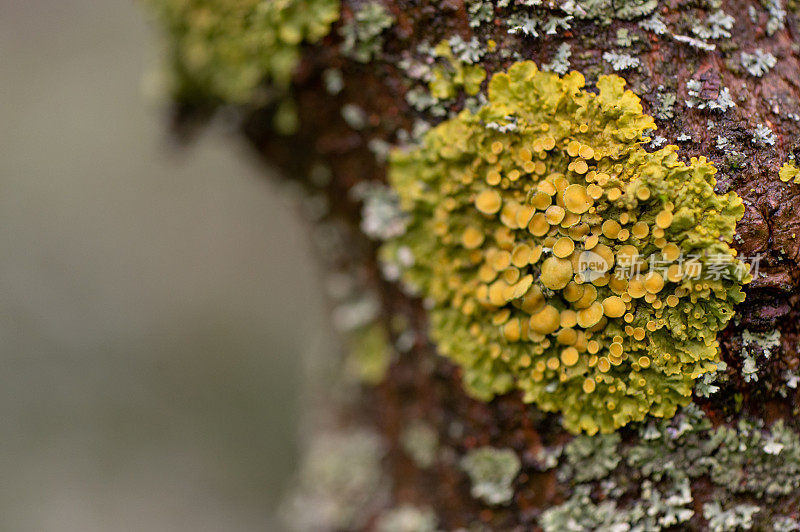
[384,63,749,434]
[145,0,339,103]
[345,322,392,385]
[429,41,487,100]
[779,161,800,183]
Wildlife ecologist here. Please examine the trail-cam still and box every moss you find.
[460,447,521,505]
[384,63,750,434]
[145,0,338,103]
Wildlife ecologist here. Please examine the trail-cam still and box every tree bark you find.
[159,0,800,529]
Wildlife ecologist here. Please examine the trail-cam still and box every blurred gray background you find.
[0,1,331,529]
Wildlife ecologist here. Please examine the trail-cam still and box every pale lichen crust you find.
[383,62,750,434]
[145,0,339,103]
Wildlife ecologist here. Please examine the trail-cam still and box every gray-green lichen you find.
[703,502,760,531]
[741,49,778,77]
[351,182,409,241]
[400,420,439,468]
[685,80,735,112]
[375,505,438,532]
[559,433,620,482]
[691,10,735,40]
[280,429,387,531]
[602,51,640,71]
[340,2,394,63]
[739,329,781,384]
[542,405,800,530]
[567,0,659,23]
[460,446,521,505]
[542,43,573,75]
[761,0,787,35]
[471,0,659,38]
[752,124,778,145]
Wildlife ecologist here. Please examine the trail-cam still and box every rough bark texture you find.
[159,0,800,529]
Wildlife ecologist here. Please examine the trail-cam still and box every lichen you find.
[685,80,735,112]
[400,420,439,468]
[761,0,787,35]
[340,1,394,63]
[351,182,409,241]
[739,329,781,384]
[384,63,749,434]
[345,322,393,385]
[568,0,659,23]
[692,9,735,40]
[375,505,438,532]
[460,446,521,505]
[429,40,487,100]
[602,51,641,71]
[559,432,620,482]
[543,405,800,530]
[703,502,760,531]
[779,161,800,184]
[752,123,777,145]
[144,0,338,103]
[741,49,778,77]
[280,429,387,531]
[542,43,573,75]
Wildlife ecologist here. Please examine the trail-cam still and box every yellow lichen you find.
[383,63,750,434]
[779,162,800,183]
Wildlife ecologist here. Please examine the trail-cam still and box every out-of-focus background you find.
[0,1,332,529]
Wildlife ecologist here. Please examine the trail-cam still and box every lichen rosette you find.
[383,62,750,434]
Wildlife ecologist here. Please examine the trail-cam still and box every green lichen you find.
[345,322,392,385]
[145,0,338,103]
[429,40,487,99]
[384,63,750,434]
[460,446,521,505]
